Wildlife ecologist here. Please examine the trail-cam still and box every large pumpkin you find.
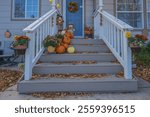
[55,45,65,54]
[63,36,71,44]
[65,31,74,39]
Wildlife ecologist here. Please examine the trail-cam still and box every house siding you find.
[0,0,149,54]
[0,0,53,54]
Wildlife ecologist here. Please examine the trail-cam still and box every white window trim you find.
[12,0,40,20]
[147,0,150,28]
[116,0,144,29]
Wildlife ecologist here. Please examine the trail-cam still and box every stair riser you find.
[73,45,110,53]
[33,66,123,74]
[71,39,104,45]
[18,79,138,93]
[40,54,116,62]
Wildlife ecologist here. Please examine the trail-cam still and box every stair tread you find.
[35,62,121,67]
[31,77,125,82]
[43,53,113,56]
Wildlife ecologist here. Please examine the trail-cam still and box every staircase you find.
[18,39,138,93]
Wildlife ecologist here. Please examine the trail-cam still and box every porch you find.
[18,0,138,93]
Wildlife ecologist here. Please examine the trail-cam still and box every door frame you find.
[63,0,85,38]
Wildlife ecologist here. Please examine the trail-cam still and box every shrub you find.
[135,43,150,66]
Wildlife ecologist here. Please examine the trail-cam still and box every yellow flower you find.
[125,31,131,38]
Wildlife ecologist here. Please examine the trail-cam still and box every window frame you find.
[12,0,40,20]
[116,0,144,29]
[147,0,150,28]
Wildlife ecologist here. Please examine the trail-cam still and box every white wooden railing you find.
[94,9,133,79]
[23,9,57,80]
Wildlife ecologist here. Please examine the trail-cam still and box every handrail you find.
[98,10,133,30]
[94,10,133,79]
[24,10,57,32]
[23,9,57,80]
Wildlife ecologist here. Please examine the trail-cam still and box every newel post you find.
[24,32,35,80]
[99,0,104,10]
[123,30,132,79]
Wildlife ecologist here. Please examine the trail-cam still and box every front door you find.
[65,0,84,37]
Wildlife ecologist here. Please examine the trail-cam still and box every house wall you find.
[0,0,53,54]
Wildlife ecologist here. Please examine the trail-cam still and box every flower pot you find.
[130,44,141,53]
[14,48,26,55]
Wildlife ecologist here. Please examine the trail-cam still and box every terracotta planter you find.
[14,48,26,55]
[130,44,141,53]
[12,45,27,55]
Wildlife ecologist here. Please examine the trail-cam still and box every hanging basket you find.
[11,44,28,55]
[14,48,26,55]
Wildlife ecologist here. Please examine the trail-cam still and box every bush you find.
[135,43,150,66]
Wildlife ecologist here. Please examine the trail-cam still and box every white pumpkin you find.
[67,46,75,54]
[47,46,55,53]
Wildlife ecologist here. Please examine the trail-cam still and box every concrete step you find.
[71,39,105,45]
[73,45,110,53]
[33,62,123,74]
[40,53,116,62]
[18,78,138,93]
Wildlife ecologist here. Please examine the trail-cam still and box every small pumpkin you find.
[47,46,55,53]
[61,43,69,49]
[63,36,71,44]
[5,30,11,38]
[67,46,75,54]
[65,31,74,39]
[55,45,65,54]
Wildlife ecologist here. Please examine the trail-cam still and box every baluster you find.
[36,28,39,55]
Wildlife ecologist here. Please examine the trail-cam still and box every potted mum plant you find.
[84,26,93,39]
[11,35,30,55]
[43,35,63,53]
[125,32,148,53]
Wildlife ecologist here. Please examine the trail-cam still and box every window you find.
[147,0,150,28]
[116,0,143,28]
[13,0,39,19]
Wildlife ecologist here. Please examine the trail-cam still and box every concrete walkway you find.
[0,78,150,100]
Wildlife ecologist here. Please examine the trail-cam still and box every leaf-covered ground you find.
[0,69,23,92]
[133,65,150,83]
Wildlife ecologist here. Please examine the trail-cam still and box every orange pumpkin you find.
[65,31,74,39]
[55,45,65,54]
[63,36,71,45]
[61,43,69,49]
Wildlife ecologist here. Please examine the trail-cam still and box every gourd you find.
[55,45,65,54]
[67,46,75,54]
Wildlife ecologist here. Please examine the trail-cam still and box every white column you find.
[52,0,56,10]
[99,0,104,10]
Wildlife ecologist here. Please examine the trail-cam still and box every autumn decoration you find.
[43,30,75,54]
[11,35,30,55]
[125,31,148,51]
[84,26,93,39]
[68,2,79,13]
[5,30,11,38]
